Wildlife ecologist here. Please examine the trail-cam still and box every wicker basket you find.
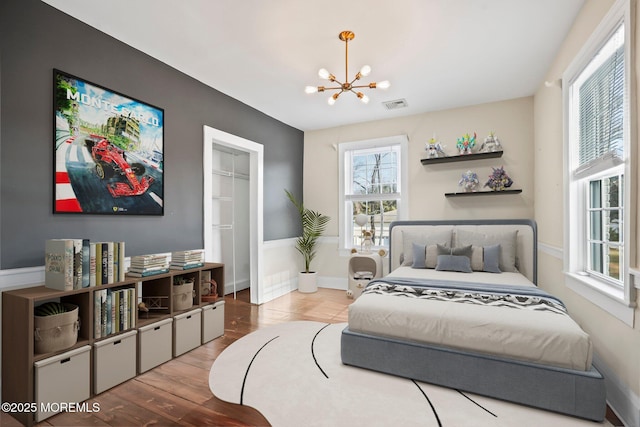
[34,303,80,354]
[173,281,194,311]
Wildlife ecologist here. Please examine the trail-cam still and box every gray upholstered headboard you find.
[388,219,537,284]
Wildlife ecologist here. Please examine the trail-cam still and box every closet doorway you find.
[203,126,264,304]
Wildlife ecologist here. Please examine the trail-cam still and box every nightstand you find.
[348,252,382,299]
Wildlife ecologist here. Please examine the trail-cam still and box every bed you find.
[340,219,606,421]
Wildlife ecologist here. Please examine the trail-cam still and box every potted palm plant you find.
[285,189,330,293]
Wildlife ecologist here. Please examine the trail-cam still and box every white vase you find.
[298,271,318,293]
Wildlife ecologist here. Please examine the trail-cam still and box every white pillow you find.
[470,246,483,271]
[426,244,439,269]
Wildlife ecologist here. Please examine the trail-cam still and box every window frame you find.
[562,0,636,325]
[338,135,409,255]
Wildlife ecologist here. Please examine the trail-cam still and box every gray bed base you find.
[341,327,606,422]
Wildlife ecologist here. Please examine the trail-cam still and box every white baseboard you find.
[593,352,639,427]
[318,276,347,290]
[262,279,297,303]
[224,278,250,295]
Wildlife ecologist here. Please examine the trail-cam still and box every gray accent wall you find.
[0,0,304,269]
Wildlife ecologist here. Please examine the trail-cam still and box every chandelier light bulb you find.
[306,31,389,105]
[318,68,331,80]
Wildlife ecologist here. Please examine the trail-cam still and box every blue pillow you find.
[411,243,427,268]
[436,254,473,273]
[437,243,472,258]
[483,244,502,273]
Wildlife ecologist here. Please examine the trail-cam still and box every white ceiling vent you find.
[382,99,408,110]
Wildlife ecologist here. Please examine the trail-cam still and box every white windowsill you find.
[629,267,640,289]
[565,271,635,326]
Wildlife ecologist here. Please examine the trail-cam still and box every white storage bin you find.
[138,318,173,373]
[34,345,91,422]
[173,308,202,357]
[202,300,225,343]
[93,330,137,394]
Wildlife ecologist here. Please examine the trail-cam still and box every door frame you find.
[203,125,264,304]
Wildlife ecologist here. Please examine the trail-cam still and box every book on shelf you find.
[171,249,204,270]
[172,249,204,257]
[129,261,168,269]
[101,289,108,337]
[131,254,170,264]
[45,238,127,290]
[94,289,103,339]
[98,242,109,285]
[170,262,205,270]
[94,287,135,338]
[70,239,82,290]
[92,241,125,286]
[118,241,125,282]
[106,291,113,335]
[129,264,170,273]
[82,239,90,288]
[127,268,170,277]
[89,242,97,287]
[106,242,114,284]
[44,239,74,291]
[172,250,204,261]
[95,242,102,287]
[128,253,170,277]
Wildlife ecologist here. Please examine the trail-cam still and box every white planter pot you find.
[298,271,318,293]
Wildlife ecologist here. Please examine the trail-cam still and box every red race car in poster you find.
[85,134,154,198]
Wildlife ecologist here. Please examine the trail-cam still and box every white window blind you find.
[574,24,625,179]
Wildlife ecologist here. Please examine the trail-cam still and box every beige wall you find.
[304,0,640,418]
[304,96,534,279]
[534,0,640,403]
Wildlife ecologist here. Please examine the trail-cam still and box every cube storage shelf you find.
[2,262,224,427]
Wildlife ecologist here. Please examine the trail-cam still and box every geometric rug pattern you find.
[209,321,610,427]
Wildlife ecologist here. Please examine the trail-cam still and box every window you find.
[563,0,635,323]
[587,173,623,283]
[338,135,408,253]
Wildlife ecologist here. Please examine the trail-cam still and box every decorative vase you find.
[298,271,318,293]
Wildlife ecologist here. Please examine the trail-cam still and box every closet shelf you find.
[211,224,233,230]
[211,169,249,180]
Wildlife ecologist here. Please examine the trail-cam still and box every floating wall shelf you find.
[445,189,522,198]
[421,150,503,165]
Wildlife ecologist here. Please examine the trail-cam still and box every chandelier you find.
[305,30,390,105]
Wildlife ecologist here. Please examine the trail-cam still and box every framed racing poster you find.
[53,69,164,215]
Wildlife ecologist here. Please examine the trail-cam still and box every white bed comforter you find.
[348,267,593,371]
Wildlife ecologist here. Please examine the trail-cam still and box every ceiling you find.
[41,0,584,132]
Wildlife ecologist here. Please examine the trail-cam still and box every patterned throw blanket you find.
[362,278,568,316]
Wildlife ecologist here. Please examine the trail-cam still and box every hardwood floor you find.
[1,289,349,427]
[1,288,624,426]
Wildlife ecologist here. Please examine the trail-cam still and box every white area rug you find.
[209,321,610,427]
